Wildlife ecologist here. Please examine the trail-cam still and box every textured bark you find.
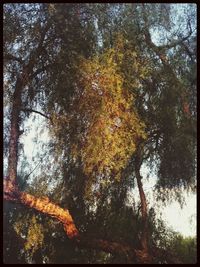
[4,180,79,239]
[19,192,79,239]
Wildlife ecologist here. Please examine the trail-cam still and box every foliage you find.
[13,214,44,259]
[67,39,148,197]
[145,207,197,264]
[3,3,196,264]
[169,235,197,263]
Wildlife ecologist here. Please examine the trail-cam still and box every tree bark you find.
[4,181,79,239]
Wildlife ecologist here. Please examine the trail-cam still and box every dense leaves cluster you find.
[68,42,147,196]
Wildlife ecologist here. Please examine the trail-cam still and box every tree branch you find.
[141,6,192,117]
[4,178,79,239]
[180,41,195,63]
[158,30,194,51]
[26,22,51,72]
[77,235,152,263]
[3,178,152,263]
[141,3,195,52]
[21,108,50,119]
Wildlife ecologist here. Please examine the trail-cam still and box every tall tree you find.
[4,3,196,264]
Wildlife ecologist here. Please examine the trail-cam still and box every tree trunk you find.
[135,171,152,264]
[135,167,148,251]
[134,144,151,263]
[5,22,50,189]
[7,77,23,187]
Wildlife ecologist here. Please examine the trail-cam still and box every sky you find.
[140,166,196,237]
[161,194,196,237]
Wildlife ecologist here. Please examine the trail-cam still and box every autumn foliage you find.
[66,41,148,197]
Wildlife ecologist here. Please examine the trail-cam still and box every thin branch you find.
[21,108,50,119]
[27,22,51,71]
[23,161,41,182]
[141,3,195,52]
[158,30,194,50]
[135,144,149,252]
[180,41,195,63]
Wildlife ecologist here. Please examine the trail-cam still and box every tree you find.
[3,3,196,264]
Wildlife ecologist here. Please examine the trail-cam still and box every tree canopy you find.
[3,3,197,264]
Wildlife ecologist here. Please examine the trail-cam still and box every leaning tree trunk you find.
[134,144,152,263]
